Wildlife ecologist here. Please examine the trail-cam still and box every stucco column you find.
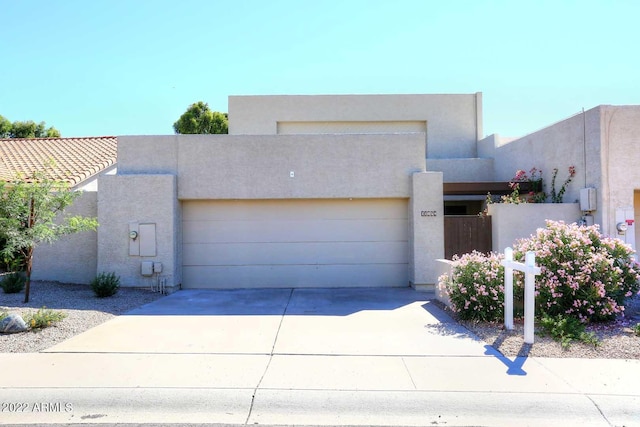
[409,172,444,289]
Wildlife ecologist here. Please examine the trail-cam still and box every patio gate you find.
[444,215,492,259]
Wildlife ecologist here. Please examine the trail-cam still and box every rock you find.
[0,313,28,333]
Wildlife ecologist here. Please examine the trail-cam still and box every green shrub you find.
[91,272,120,298]
[633,323,640,337]
[514,221,640,323]
[0,311,8,321]
[442,251,505,322]
[1,272,25,293]
[24,307,66,330]
[539,314,599,349]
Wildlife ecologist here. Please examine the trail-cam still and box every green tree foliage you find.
[173,102,228,134]
[0,169,98,302]
[0,115,11,137]
[0,115,61,138]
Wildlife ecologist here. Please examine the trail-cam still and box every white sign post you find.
[501,248,541,344]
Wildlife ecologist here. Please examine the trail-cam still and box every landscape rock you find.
[0,313,28,334]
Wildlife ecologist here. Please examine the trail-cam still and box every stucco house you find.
[0,136,117,283]
[3,94,639,291]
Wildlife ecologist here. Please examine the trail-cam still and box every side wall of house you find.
[600,106,640,249]
[228,94,482,159]
[480,105,640,249]
[479,107,603,221]
[32,191,98,284]
[479,108,602,207]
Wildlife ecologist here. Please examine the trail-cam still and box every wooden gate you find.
[444,215,492,259]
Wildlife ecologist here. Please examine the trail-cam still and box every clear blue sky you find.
[2,0,638,138]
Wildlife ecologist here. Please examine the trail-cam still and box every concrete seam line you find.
[586,395,614,427]
[531,358,581,394]
[400,357,417,390]
[244,287,294,425]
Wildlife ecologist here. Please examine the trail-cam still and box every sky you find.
[1,0,639,139]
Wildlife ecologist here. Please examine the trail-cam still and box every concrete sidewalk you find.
[1,288,638,426]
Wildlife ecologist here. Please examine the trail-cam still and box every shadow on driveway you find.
[127,287,434,316]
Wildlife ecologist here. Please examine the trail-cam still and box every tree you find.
[0,169,98,303]
[0,115,11,138]
[173,102,228,134]
[0,115,61,138]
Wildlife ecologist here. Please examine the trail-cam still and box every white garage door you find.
[182,199,409,288]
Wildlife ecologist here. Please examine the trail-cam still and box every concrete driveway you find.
[46,287,488,356]
[1,288,639,426]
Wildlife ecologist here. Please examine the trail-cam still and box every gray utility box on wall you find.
[580,188,597,211]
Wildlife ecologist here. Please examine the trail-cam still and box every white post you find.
[503,247,514,330]
[501,248,541,344]
[524,251,536,344]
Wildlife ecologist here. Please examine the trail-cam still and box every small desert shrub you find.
[633,323,640,337]
[24,307,67,330]
[0,272,25,294]
[539,314,599,349]
[442,251,505,322]
[514,220,640,323]
[0,311,8,321]
[91,272,120,298]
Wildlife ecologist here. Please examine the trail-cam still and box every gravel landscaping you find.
[2,281,639,358]
[435,294,640,359]
[1,281,164,353]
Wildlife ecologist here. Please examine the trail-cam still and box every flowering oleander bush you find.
[513,220,640,323]
[441,251,505,322]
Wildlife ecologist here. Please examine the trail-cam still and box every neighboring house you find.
[6,95,639,290]
[0,136,117,283]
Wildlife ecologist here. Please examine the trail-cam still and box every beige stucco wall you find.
[276,120,427,135]
[426,158,495,182]
[487,203,582,253]
[32,191,98,284]
[633,191,640,260]
[118,133,426,199]
[106,132,441,288]
[97,174,180,289]
[482,105,640,244]
[480,109,601,209]
[599,106,640,241]
[409,172,445,287]
[228,94,482,159]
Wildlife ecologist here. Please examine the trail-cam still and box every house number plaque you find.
[420,210,437,217]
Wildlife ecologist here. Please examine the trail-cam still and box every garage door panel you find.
[183,264,409,288]
[183,219,408,244]
[182,199,409,288]
[183,199,407,221]
[183,241,408,266]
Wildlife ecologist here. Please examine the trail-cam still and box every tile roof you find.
[0,136,117,186]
